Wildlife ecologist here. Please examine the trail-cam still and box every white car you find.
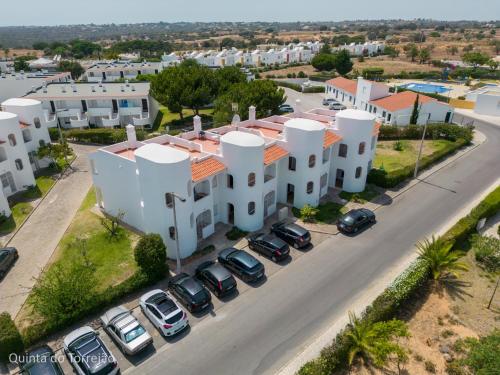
[63,326,119,375]
[322,98,338,106]
[329,102,347,111]
[100,305,153,355]
[139,289,189,337]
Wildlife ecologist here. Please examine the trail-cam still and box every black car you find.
[20,345,64,375]
[248,233,290,262]
[168,273,211,312]
[0,247,18,280]
[218,248,265,282]
[337,208,376,234]
[195,261,237,298]
[271,222,311,249]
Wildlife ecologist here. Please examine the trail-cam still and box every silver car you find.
[100,305,152,355]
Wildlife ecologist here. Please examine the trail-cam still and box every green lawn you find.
[339,184,379,204]
[293,202,348,224]
[52,188,139,290]
[152,106,214,132]
[373,139,455,173]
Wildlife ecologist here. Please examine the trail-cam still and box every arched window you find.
[34,117,41,128]
[8,134,16,147]
[15,159,23,170]
[227,174,234,189]
[338,143,347,158]
[169,226,176,239]
[165,193,174,208]
[306,181,314,194]
[308,154,316,168]
[248,201,255,215]
[288,156,296,171]
[355,167,362,179]
[248,172,256,187]
[358,142,366,155]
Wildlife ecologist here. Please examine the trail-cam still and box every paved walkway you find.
[0,143,98,317]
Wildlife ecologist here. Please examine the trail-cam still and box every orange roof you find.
[370,91,436,112]
[325,77,357,95]
[323,131,342,149]
[264,144,288,165]
[373,122,381,136]
[191,157,226,182]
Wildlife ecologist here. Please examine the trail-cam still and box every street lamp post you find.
[413,118,429,179]
[54,109,74,171]
[170,192,186,274]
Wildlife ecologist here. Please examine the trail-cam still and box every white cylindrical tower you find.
[334,109,375,192]
[134,143,196,259]
[220,131,264,232]
[283,118,325,208]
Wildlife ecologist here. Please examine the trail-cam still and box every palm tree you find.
[346,312,375,368]
[416,235,468,281]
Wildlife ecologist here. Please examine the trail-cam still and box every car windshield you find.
[192,290,208,304]
[221,277,235,289]
[165,310,183,324]
[124,325,146,343]
[236,252,259,269]
[0,251,8,262]
[342,215,355,224]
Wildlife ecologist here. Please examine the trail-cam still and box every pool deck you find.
[388,79,470,99]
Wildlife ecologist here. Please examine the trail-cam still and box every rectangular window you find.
[288,156,296,171]
[338,143,348,158]
[387,113,392,121]
[227,174,234,189]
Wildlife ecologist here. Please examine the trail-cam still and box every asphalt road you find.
[128,108,500,375]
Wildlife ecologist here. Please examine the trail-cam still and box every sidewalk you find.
[0,144,99,318]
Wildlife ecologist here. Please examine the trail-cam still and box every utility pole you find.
[413,118,429,179]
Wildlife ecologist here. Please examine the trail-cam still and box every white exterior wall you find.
[474,92,500,116]
[332,110,375,192]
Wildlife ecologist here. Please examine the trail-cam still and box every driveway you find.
[283,87,326,111]
[0,143,99,317]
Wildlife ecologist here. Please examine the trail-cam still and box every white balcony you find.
[102,114,120,127]
[88,107,113,117]
[69,113,89,128]
[132,113,151,127]
[118,106,142,116]
[44,111,58,128]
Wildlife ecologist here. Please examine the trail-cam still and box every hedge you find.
[298,185,500,375]
[21,269,165,347]
[0,312,24,362]
[368,137,469,188]
[378,123,474,142]
[64,128,147,145]
[272,80,303,92]
[303,86,326,93]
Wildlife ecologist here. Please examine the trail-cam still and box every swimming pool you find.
[399,82,451,94]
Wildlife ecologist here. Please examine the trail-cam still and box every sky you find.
[0,0,498,26]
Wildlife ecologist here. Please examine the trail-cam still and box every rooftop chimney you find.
[126,124,137,149]
[193,115,202,133]
[249,105,256,121]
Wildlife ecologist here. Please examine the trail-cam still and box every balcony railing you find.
[102,114,120,127]
[132,114,151,127]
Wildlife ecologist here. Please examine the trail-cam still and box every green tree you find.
[58,60,84,80]
[462,51,490,68]
[403,43,419,62]
[447,45,459,56]
[69,39,102,59]
[134,234,167,279]
[32,41,49,50]
[418,48,431,64]
[416,235,468,281]
[319,43,332,54]
[0,313,24,361]
[346,312,410,369]
[14,56,32,72]
[37,142,73,170]
[384,45,400,59]
[410,94,420,124]
[486,59,499,71]
[214,66,247,94]
[213,80,285,125]
[311,53,336,71]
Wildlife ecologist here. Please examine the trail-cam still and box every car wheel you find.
[354,227,359,233]
[370,217,376,224]
[0,271,4,280]
[14,253,19,260]
[271,255,277,262]
[292,242,300,249]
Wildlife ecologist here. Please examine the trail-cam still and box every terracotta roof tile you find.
[191,157,226,182]
[264,144,288,165]
[325,77,357,95]
[370,91,436,112]
[323,131,342,149]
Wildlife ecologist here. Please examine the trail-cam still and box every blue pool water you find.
[399,82,451,94]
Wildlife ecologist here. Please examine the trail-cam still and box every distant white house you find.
[85,60,164,82]
[466,85,500,117]
[0,71,71,103]
[0,98,52,217]
[25,82,158,129]
[333,41,385,56]
[89,106,380,259]
[326,77,454,126]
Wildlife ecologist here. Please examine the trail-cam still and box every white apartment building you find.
[161,52,182,66]
[0,71,71,103]
[333,41,385,56]
[465,85,500,117]
[25,82,158,129]
[0,98,52,216]
[326,77,454,126]
[89,106,380,259]
[85,61,164,82]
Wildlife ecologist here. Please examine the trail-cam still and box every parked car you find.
[139,289,189,337]
[63,326,119,375]
[20,345,64,375]
[100,305,152,355]
[279,104,294,113]
[271,221,311,249]
[195,261,237,298]
[168,273,211,312]
[337,208,376,234]
[0,247,18,280]
[322,98,338,106]
[329,103,347,111]
[218,248,265,282]
[248,233,290,262]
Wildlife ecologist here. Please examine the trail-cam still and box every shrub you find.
[225,226,248,240]
[297,71,307,78]
[65,128,146,145]
[460,331,500,374]
[425,360,436,373]
[303,85,326,93]
[48,127,60,142]
[0,312,24,362]
[300,204,319,222]
[134,234,168,279]
[271,80,302,92]
[393,140,405,151]
[471,234,500,272]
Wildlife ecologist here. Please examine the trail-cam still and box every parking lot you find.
[30,227,331,375]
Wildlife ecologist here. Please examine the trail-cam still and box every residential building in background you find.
[0,98,52,216]
[333,41,385,56]
[0,71,71,103]
[326,77,454,125]
[85,61,164,82]
[465,85,500,117]
[25,81,158,128]
[89,106,379,259]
